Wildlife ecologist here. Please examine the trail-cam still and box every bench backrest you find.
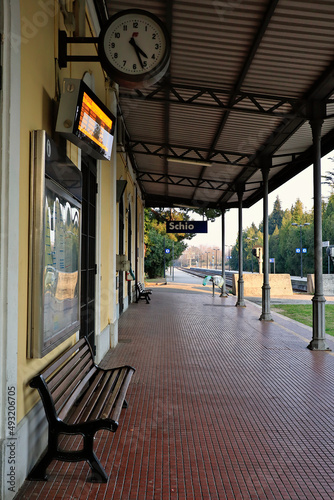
[30,338,97,423]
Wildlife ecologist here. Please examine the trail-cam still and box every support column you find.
[260,160,273,321]
[308,101,331,350]
[220,209,228,297]
[236,189,245,306]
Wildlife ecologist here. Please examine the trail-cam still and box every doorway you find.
[80,155,97,353]
[119,195,124,315]
[127,205,132,301]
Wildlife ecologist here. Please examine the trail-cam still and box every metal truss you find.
[128,140,254,167]
[137,172,232,191]
[120,83,300,117]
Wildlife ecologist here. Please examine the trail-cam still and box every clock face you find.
[98,10,171,88]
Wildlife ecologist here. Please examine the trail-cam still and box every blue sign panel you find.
[269,258,275,263]
[296,248,301,253]
[165,248,170,254]
[302,248,307,254]
[166,220,208,234]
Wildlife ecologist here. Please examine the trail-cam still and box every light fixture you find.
[167,157,212,167]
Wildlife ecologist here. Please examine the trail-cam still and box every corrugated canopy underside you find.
[97,0,334,210]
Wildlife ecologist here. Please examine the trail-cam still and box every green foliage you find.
[144,228,187,278]
[220,196,333,276]
[268,196,284,234]
[259,196,284,235]
[189,207,223,222]
[271,304,334,336]
[144,208,193,278]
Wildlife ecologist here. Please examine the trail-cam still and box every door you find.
[80,155,97,353]
[127,205,132,301]
[119,196,124,315]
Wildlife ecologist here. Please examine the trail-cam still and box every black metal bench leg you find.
[84,434,108,483]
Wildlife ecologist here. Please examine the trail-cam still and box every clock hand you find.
[129,38,144,68]
[134,44,148,59]
[129,37,148,64]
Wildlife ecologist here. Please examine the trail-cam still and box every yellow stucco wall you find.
[17,1,111,422]
[100,162,112,327]
[17,1,145,423]
[17,0,62,423]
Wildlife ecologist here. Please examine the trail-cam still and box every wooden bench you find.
[28,337,135,483]
[136,281,153,304]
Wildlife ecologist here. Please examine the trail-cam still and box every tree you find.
[268,196,284,235]
[144,228,188,278]
[259,196,283,235]
[190,207,222,222]
[322,167,334,195]
[291,198,304,222]
[144,208,194,278]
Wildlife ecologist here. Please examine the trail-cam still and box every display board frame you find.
[56,78,116,161]
[28,131,82,358]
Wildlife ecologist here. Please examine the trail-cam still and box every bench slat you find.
[42,338,87,380]
[89,370,121,421]
[66,370,105,424]
[58,365,98,421]
[100,368,128,419]
[110,369,134,423]
[76,371,112,422]
[53,352,95,414]
[48,344,91,392]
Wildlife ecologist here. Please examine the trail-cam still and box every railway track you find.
[180,267,308,293]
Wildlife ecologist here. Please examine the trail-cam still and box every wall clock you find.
[98,9,171,89]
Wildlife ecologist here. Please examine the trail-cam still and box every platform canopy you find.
[94,0,334,210]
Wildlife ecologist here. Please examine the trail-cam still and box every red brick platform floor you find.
[17,286,334,499]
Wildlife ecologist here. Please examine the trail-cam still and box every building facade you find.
[0,2,145,498]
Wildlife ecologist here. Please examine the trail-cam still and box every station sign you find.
[165,248,171,254]
[166,220,208,234]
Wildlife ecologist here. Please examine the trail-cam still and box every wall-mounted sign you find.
[166,220,208,234]
[56,79,116,161]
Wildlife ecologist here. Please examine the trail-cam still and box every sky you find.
[189,152,334,249]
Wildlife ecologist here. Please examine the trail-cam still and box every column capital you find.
[236,185,245,199]
[258,155,272,170]
[306,100,326,122]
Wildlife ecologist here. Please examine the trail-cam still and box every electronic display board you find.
[56,79,116,161]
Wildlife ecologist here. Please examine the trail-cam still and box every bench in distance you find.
[136,281,153,304]
[28,337,135,483]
